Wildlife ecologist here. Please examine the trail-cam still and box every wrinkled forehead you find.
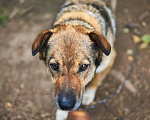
[49,28,92,48]
[47,29,94,64]
[48,48,92,66]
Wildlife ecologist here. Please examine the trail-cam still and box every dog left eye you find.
[79,64,88,72]
[50,63,59,71]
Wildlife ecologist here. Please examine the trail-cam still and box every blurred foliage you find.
[142,34,150,43]
[0,8,8,25]
[132,34,150,50]
[140,34,150,49]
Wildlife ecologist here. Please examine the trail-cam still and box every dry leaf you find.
[7,103,12,107]
[132,35,140,43]
[142,34,150,43]
[140,42,149,50]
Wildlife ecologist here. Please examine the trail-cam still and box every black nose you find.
[58,91,76,110]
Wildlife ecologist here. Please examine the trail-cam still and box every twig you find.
[139,11,150,21]
[9,8,19,20]
[110,69,137,94]
[125,23,142,37]
[20,6,35,16]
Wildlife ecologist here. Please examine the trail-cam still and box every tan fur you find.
[87,50,116,89]
[32,0,116,113]
[64,0,105,7]
[45,26,97,102]
[54,11,101,33]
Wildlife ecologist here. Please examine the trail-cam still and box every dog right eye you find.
[79,64,88,72]
[50,63,59,71]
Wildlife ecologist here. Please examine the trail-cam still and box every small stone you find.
[43,14,51,19]
[20,83,25,89]
[126,49,133,55]
[20,0,25,3]
[123,28,130,34]
[142,21,147,27]
[7,103,12,107]
[139,84,143,88]
[105,91,109,96]
[124,9,129,14]
[128,56,134,62]
[41,113,51,118]
[17,115,21,119]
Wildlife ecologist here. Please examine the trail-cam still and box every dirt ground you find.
[0,0,150,120]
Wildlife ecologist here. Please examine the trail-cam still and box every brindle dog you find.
[32,0,116,119]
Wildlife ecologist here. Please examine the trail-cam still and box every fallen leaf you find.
[132,35,140,43]
[140,42,149,49]
[17,115,21,119]
[142,34,150,43]
[126,49,133,55]
[7,102,12,107]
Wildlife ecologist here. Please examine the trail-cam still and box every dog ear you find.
[32,30,53,56]
[88,31,111,56]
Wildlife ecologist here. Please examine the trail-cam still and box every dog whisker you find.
[40,92,54,96]
[46,99,57,117]
[43,93,53,96]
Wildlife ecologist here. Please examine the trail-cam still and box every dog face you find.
[32,25,111,110]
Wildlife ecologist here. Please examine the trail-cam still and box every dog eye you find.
[50,63,59,71]
[79,64,88,72]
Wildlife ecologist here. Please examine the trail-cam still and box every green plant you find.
[0,8,8,25]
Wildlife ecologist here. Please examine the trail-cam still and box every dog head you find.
[32,25,111,110]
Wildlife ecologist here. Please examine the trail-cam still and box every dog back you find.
[52,0,116,73]
[52,0,116,38]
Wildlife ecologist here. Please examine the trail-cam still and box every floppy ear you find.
[88,31,111,56]
[32,30,53,56]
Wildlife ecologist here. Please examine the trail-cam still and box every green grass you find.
[0,8,8,25]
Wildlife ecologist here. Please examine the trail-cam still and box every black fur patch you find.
[91,44,102,68]
[51,3,75,28]
[88,3,113,34]
[95,57,102,68]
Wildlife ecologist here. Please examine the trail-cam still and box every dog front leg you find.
[56,109,68,120]
[82,50,116,105]
[82,72,104,105]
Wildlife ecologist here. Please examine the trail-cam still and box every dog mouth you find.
[54,90,82,111]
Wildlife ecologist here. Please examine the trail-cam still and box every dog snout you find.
[58,90,76,110]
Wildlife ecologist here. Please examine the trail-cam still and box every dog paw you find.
[82,88,96,105]
[56,109,68,120]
